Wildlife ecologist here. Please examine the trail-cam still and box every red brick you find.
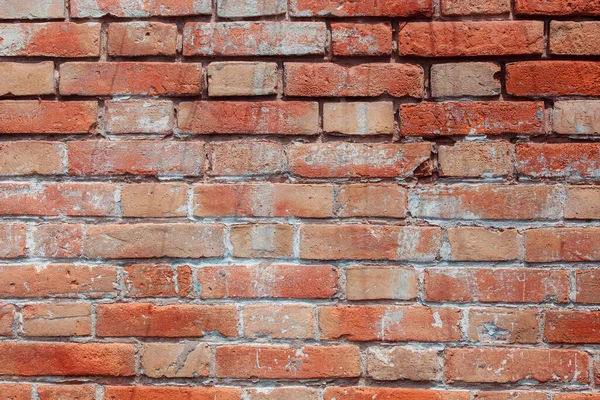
[217,0,286,17]
[319,305,461,342]
[103,386,240,400]
[123,264,193,298]
[0,62,54,96]
[183,22,326,56]
[438,142,514,178]
[515,0,600,15]
[430,62,501,98]
[105,100,174,134]
[545,311,600,343]
[243,304,315,339]
[0,264,117,298]
[209,141,285,176]
[288,142,432,178]
[96,303,237,337]
[60,63,202,96]
[0,0,64,19]
[367,347,440,381]
[425,268,569,303]
[70,0,212,17]
[0,384,30,400]
[507,61,600,97]
[0,342,134,376]
[108,22,177,56]
[0,141,64,175]
[565,187,600,219]
[525,228,600,262]
[0,224,26,258]
[517,143,600,179]
[445,348,589,383]
[216,345,360,378]
[324,388,469,400]
[22,303,91,337]
[448,227,520,261]
[551,21,600,56]
[412,184,562,220]
[468,308,539,344]
[140,343,210,378]
[37,385,96,400]
[0,305,14,336]
[346,266,418,301]
[83,223,225,259]
[337,184,407,218]
[231,224,294,258]
[30,224,83,258]
[285,63,424,98]
[68,140,204,176]
[554,100,600,135]
[0,22,100,57]
[399,21,543,57]
[0,183,117,217]
[332,23,392,56]
[178,101,319,135]
[197,264,337,299]
[121,183,188,217]
[441,0,510,15]
[401,102,544,136]
[193,183,334,218]
[576,270,600,304]
[290,0,433,17]
[301,225,442,261]
[0,101,96,134]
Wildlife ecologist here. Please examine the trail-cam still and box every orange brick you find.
[346,266,418,300]
[0,141,64,175]
[0,62,54,96]
[197,264,337,299]
[399,21,543,57]
[207,62,278,97]
[30,224,83,258]
[193,183,334,218]
[96,303,237,337]
[515,0,600,15]
[103,387,240,400]
[367,347,440,381]
[507,61,600,97]
[337,184,407,218]
[425,268,569,303]
[0,264,117,298]
[0,22,100,57]
[442,0,510,15]
[285,63,424,97]
[438,142,514,178]
[447,227,520,261]
[83,223,225,259]
[140,343,210,378]
[525,228,600,262]
[209,141,285,176]
[467,308,540,344]
[0,224,26,258]
[401,102,544,136]
[178,101,319,135]
[123,264,193,298]
[60,63,202,96]
[0,0,64,19]
[576,270,600,304]
[331,23,392,56]
[290,0,433,17]
[216,345,360,378]
[121,183,188,218]
[0,305,14,336]
[445,348,589,383]
[0,101,96,134]
[68,140,204,176]
[324,388,469,400]
[0,342,134,376]
[319,305,461,342]
[105,100,174,134]
[0,384,30,400]
[37,385,96,400]
[565,187,600,219]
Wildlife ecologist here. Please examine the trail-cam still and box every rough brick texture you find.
[1,0,599,398]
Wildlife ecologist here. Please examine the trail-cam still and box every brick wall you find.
[0,0,599,399]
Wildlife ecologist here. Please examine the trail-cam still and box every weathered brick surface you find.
[2,0,599,396]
